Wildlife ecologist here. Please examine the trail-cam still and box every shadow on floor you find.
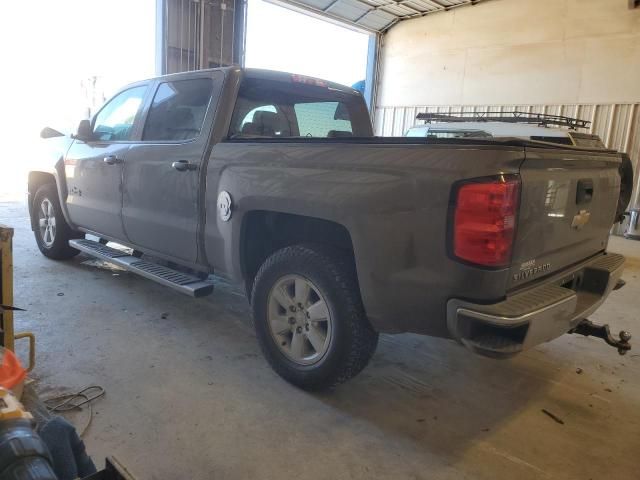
[316,333,563,460]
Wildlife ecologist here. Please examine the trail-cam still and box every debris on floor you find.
[81,259,127,273]
[43,385,105,437]
[541,409,565,425]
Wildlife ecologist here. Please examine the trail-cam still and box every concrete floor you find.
[1,195,639,480]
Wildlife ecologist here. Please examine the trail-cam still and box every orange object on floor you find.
[0,347,26,399]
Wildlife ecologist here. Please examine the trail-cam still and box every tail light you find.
[452,175,520,267]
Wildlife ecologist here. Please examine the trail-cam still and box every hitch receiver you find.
[569,319,632,355]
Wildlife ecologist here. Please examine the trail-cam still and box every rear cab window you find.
[294,102,353,137]
[228,74,372,139]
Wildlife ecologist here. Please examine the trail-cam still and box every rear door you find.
[122,70,224,263]
[509,147,621,289]
[65,84,149,239]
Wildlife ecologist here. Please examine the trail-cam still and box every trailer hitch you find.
[569,319,632,355]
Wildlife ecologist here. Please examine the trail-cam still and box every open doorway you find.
[0,0,156,199]
[244,0,373,100]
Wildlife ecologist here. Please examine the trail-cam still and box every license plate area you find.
[557,264,610,296]
[558,270,585,292]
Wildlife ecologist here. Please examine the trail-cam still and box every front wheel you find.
[32,183,82,260]
[251,245,378,390]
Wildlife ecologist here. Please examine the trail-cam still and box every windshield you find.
[228,77,372,139]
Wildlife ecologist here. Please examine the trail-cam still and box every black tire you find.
[616,153,634,223]
[251,244,378,390]
[32,183,82,260]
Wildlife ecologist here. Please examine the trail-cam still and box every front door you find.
[122,71,224,263]
[65,85,149,239]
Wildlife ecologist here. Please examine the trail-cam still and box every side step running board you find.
[69,239,214,298]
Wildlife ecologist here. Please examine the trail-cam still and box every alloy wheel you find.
[267,274,333,365]
[38,198,56,247]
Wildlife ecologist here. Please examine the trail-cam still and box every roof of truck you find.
[137,67,361,97]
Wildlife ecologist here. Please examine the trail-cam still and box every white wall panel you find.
[377,0,640,107]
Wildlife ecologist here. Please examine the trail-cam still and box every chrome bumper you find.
[447,252,626,358]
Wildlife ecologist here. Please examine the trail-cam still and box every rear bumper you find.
[447,252,625,358]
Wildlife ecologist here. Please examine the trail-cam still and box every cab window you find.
[228,77,372,138]
[238,105,284,135]
[142,78,214,142]
[294,102,352,137]
[93,86,147,142]
[241,105,277,126]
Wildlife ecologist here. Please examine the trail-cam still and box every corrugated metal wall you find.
[375,104,639,161]
[375,102,640,233]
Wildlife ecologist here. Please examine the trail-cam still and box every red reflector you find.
[291,74,328,88]
[453,177,520,267]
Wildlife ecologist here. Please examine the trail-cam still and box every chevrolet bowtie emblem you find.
[571,209,591,229]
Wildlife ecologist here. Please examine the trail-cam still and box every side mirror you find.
[73,119,93,141]
[40,127,64,139]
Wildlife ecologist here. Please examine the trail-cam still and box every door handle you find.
[103,155,123,165]
[576,178,594,204]
[171,160,197,172]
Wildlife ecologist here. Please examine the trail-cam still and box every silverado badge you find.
[513,259,552,282]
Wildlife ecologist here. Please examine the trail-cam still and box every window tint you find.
[229,77,372,139]
[295,102,352,137]
[142,78,213,141]
[93,86,147,141]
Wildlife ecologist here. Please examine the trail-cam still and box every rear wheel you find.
[33,184,82,260]
[251,244,378,390]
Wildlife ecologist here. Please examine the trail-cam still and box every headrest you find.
[328,130,353,138]
[254,111,280,128]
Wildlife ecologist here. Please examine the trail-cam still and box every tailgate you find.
[509,147,621,289]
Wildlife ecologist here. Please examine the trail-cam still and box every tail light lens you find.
[452,176,520,267]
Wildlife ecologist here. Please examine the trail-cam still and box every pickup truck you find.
[30,67,632,390]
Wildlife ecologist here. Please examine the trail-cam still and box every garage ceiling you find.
[274,0,488,32]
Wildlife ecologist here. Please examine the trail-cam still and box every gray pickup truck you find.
[30,67,632,389]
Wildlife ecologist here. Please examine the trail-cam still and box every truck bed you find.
[208,136,622,338]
